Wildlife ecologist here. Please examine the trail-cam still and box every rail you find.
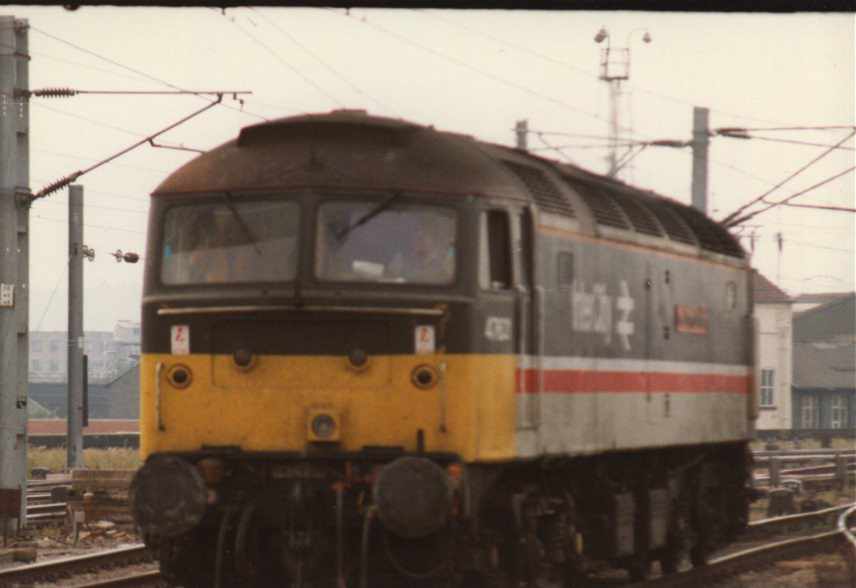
[741,502,854,542]
[0,544,150,586]
[71,569,163,588]
[631,502,856,587]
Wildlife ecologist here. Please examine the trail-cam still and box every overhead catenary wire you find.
[34,265,67,332]
[330,8,639,137]
[29,25,270,122]
[412,9,806,129]
[772,201,856,213]
[533,132,574,162]
[36,198,147,215]
[31,213,145,234]
[31,94,224,201]
[226,15,343,107]
[726,164,856,227]
[20,88,252,98]
[716,125,856,133]
[715,130,855,151]
[33,101,145,137]
[247,7,397,116]
[788,240,854,253]
[35,147,175,175]
[719,128,856,226]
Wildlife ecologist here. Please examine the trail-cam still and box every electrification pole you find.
[691,106,710,213]
[67,185,85,469]
[0,15,29,529]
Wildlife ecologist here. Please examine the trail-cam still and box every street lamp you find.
[594,26,652,177]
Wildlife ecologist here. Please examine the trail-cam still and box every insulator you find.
[32,172,81,200]
[32,87,77,98]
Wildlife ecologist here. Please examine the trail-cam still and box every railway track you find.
[631,502,856,587]
[0,544,154,587]
[4,499,853,587]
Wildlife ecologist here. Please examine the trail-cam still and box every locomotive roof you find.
[153,109,744,260]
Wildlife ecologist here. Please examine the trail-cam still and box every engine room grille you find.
[571,182,631,230]
[664,201,744,257]
[638,196,697,245]
[609,191,664,237]
[503,161,575,217]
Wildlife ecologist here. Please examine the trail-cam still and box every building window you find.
[49,341,59,353]
[759,369,775,407]
[31,359,40,372]
[831,395,848,430]
[800,396,818,429]
[49,360,59,373]
[31,340,42,352]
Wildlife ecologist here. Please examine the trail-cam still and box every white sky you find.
[5,7,854,331]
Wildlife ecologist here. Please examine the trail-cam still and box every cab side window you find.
[479,210,512,290]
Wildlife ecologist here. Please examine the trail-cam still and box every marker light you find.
[308,410,341,442]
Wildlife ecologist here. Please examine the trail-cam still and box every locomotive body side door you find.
[476,207,535,458]
[511,206,539,455]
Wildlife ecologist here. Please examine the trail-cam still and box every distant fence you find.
[27,419,139,450]
[754,429,856,444]
[28,434,139,449]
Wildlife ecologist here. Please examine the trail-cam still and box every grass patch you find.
[29,446,141,475]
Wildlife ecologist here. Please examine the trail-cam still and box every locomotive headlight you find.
[308,410,340,442]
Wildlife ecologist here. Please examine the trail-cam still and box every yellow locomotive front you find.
[139,195,513,460]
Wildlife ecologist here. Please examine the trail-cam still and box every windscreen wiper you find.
[335,192,403,243]
[222,192,262,255]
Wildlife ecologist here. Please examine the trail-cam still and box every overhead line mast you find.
[0,15,29,531]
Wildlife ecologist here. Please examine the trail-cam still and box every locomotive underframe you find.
[141,441,750,588]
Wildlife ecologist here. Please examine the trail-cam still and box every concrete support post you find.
[835,452,848,491]
[515,119,528,151]
[769,456,781,488]
[0,15,28,530]
[691,106,710,214]
[67,185,85,469]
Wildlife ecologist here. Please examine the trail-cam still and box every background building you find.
[792,293,855,433]
[752,271,794,431]
[29,321,140,384]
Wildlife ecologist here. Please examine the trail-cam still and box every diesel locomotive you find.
[130,110,757,587]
